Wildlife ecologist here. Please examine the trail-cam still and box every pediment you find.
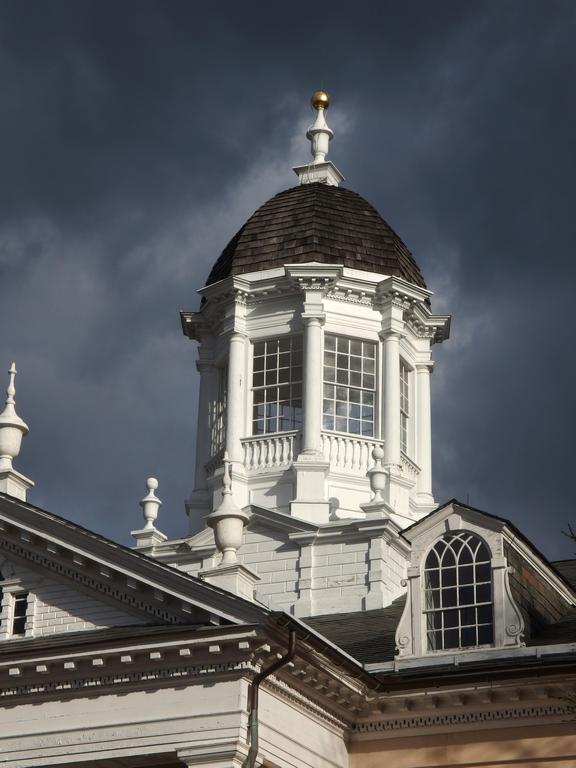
[402,499,576,604]
[0,493,267,636]
[401,499,506,545]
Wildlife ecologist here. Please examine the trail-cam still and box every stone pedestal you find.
[0,467,33,501]
[130,527,167,549]
[200,562,260,603]
[291,454,330,524]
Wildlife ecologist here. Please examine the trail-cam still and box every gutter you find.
[243,628,297,768]
[366,641,576,675]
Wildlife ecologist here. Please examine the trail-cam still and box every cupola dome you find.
[206,182,427,288]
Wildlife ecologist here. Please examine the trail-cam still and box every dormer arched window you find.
[424,531,494,651]
[424,532,494,651]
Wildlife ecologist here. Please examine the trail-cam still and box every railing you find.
[242,431,301,471]
[400,452,420,481]
[321,432,383,476]
[204,448,224,478]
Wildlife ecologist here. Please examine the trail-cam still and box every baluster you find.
[345,437,353,469]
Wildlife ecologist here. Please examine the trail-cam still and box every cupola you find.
[181,92,450,534]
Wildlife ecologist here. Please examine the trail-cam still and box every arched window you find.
[424,532,493,651]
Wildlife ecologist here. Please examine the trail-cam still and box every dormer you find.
[395,500,576,658]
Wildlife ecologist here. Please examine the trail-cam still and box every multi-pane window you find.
[424,532,493,651]
[12,592,28,636]
[323,335,376,436]
[210,366,227,454]
[400,361,410,454]
[252,337,303,434]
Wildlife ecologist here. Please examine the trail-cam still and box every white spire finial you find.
[293,91,344,187]
[307,90,333,163]
[5,363,16,408]
[140,477,162,529]
[0,362,34,500]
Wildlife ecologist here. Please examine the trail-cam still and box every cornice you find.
[1,615,574,743]
[0,628,266,704]
[355,674,576,735]
[0,621,367,731]
[354,702,569,735]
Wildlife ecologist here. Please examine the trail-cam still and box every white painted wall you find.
[0,558,149,639]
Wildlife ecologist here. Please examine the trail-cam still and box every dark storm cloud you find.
[0,0,575,558]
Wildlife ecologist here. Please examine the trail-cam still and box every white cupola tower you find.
[181,92,450,535]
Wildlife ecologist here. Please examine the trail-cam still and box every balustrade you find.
[207,431,421,481]
[400,452,421,481]
[242,431,300,471]
[321,432,383,476]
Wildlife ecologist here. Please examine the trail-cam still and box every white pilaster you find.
[415,362,434,504]
[382,330,402,468]
[225,331,248,466]
[301,314,324,455]
[287,266,340,525]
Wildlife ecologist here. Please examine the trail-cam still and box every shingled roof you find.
[305,560,576,666]
[206,183,427,288]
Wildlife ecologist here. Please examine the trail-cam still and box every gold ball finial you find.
[311,90,330,110]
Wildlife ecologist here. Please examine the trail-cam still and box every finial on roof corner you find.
[293,90,344,187]
[0,362,34,501]
[131,476,167,548]
[140,477,162,530]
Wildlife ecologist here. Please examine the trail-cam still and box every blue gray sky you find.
[1,0,575,558]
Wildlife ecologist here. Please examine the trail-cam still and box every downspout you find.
[242,628,297,768]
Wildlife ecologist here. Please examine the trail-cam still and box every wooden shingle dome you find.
[206,182,426,288]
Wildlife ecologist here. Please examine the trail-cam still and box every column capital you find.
[220,328,248,346]
[379,329,404,342]
[301,312,326,326]
[415,360,434,373]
